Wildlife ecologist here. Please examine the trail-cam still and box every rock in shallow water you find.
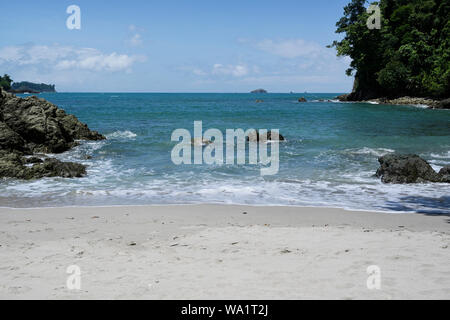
[376,154,449,184]
[246,130,285,142]
[434,98,450,109]
[0,88,104,180]
[439,167,450,183]
[1,90,104,154]
[0,151,86,180]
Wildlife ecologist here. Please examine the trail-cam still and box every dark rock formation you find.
[24,156,43,164]
[336,92,446,109]
[1,89,104,154]
[0,122,26,151]
[337,94,349,101]
[376,154,449,184]
[251,89,268,94]
[298,97,307,102]
[30,158,87,178]
[0,88,105,180]
[0,151,86,179]
[439,167,450,183]
[434,98,450,109]
[246,130,285,142]
[382,97,439,108]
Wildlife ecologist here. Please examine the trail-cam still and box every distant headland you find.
[329,0,448,107]
[0,74,56,94]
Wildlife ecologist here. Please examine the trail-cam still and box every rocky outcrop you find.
[337,94,350,101]
[434,98,450,109]
[379,97,440,108]
[439,167,450,183]
[0,151,86,179]
[246,130,285,142]
[0,88,105,180]
[1,89,104,154]
[376,154,449,184]
[336,92,446,109]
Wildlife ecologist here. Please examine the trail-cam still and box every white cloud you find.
[126,25,145,47]
[180,64,250,78]
[256,39,324,59]
[211,64,248,77]
[180,38,353,92]
[0,44,146,72]
[128,34,143,47]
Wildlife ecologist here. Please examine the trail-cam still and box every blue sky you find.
[0,0,355,92]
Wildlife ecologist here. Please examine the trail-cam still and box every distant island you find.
[11,81,56,93]
[0,74,56,93]
[250,89,267,93]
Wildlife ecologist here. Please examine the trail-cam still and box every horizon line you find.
[30,91,346,94]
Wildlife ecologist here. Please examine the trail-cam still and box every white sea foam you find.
[2,170,449,213]
[346,147,395,157]
[106,130,137,140]
[430,164,443,172]
[430,151,450,159]
[1,138,448,213]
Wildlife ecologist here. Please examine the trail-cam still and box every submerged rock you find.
[0,88,104,180]
[191,138,213,146]
[0,151,86,180]
[246,130,285,142]
[29,158,87,179]
[376,154,448,184]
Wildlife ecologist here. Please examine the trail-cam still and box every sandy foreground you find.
[0,204,448,300]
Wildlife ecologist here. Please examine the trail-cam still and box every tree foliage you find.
[0,74,12,91]
[330,0,450,99]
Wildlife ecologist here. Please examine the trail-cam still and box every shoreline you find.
[1,204,448,231]
[336,94,449,109]
[0,202,439,215]
[0,204,448,299]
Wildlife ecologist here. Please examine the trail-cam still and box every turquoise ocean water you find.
[1,93,449,213]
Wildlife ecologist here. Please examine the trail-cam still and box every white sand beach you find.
[0,205,448,300]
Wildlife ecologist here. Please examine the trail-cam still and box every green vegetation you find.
[11,81,56,93]
[0,74,12,91]
[330,0,450,99]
